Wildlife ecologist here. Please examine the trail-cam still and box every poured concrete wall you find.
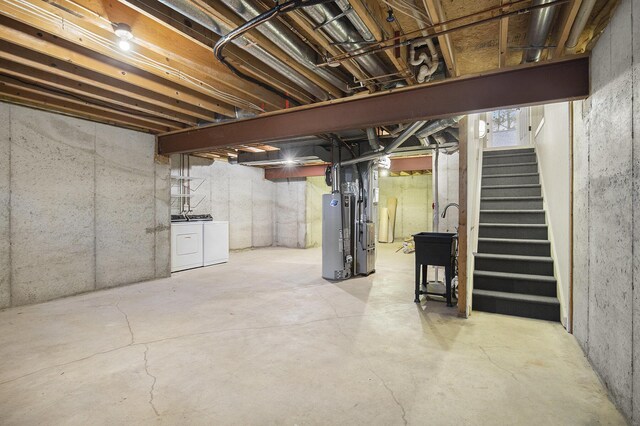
[170,156,275,249]
[0,103,11,308]
[533,102,571,326]
[378,174,433,240]
[572,0,639,421]
[0,102,170,307]
[274,179,306,248]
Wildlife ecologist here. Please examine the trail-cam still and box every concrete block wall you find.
[378,173,433,240]
[170,156,275,250]
[572,0,639,421]
[0,102,170,308]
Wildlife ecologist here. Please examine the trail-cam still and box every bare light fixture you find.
[114,23,133,51]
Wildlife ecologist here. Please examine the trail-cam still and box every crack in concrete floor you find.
[0,246,627,425]
[143,344,159,417]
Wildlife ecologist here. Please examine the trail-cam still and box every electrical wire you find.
[321,0,571,65]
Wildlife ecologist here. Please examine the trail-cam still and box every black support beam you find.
[158,56,589,155]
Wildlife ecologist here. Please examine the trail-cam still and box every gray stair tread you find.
[480,223,547,228]
[483,162,537,168]
[484,148,534,155]
[482,184,541,189]
[474,269,556,282]
[474,253,553,262]
[481,196,543,201]
[482,172,538,178]
[483,152,535,159]
[478,237,550,245]
[473,289,560,305]
[480,209,545,213]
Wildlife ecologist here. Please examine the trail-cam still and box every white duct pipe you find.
[340,121,427,166]
[565,0,597,49]
[366,128,381,151]
[417,40,439,83]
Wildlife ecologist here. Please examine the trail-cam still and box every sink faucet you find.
[441,203,459,219]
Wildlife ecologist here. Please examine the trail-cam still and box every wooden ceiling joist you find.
[118,0,313,105]
[186,0,344,99]
[0,17,227,120]
[283,10,375,91]
[553,0,584,58]
[0,56,196,127]
[0,0,286,112]
[0,78,174,132]
[499,0,509,67]
[422,0,458,77]
[347,0,414,84]
[0,42,212,124]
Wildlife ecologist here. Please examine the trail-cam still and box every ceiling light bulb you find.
[327,61,341,68]
[118,39,131,51]
[114,23,133,40]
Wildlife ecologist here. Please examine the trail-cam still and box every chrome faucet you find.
[441,203,459,218]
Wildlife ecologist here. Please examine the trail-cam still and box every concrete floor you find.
[0,245,625,425]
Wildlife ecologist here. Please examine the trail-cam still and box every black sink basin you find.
[413,232,457,266]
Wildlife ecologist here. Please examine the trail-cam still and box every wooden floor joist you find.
[0,0,286,112]
[0,18,229,120]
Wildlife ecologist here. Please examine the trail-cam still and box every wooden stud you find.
[499,0,509,68]
[457,116,468,317]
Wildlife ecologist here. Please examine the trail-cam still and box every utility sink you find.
[413,232,457,266]
[413,232,458,306]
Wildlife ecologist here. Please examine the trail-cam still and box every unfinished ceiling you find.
[0,0,619,158]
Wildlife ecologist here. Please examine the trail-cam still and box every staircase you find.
[472,147,560,322]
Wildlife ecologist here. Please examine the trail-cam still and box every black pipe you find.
[213,0,334,106]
